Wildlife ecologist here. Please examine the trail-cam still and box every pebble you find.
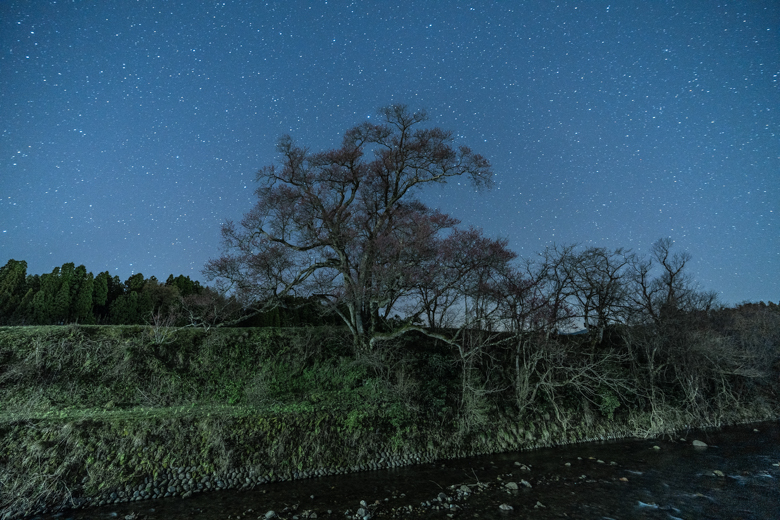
[18,422,766,520]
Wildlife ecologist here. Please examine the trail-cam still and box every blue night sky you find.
[1,1,778,306]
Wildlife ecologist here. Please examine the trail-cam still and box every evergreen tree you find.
[16,274,41,324]
[106,275,125,307]
[110,292,140,324]
[35,270,61,324]
[143,278,180,318]
[0,259,218,326]
[39,269,58,298]
[70,265,89,318]
[137,290,154,322]
[93,271,109,307]
[52,280,71,324]
[24,273,41,294]
[60,262,76,309]
[14,288,35,324]
[31,289,50,324]
[125,273,146,293]
[166,274,201,297]
[0,259,28,321]
[109,295,126,324]
[92,271,111,323]
[72,272,95,323]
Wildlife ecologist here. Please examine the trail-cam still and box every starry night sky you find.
[2,1,778,305]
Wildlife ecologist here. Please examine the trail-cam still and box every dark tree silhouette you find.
[205,105,507,350]
[0,259,27,322]
[627,237,718,325]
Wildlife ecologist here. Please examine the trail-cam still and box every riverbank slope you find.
[1,324,778,519]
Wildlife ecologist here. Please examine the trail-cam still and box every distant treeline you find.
[0,259,340,327]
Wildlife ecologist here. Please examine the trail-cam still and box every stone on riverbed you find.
[692,440,708,447]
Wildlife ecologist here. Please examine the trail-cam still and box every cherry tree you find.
[412,226,517,331]
[205,105,509,350]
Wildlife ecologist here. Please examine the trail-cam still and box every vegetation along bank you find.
[1,310,779,519]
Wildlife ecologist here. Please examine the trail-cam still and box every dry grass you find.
[0,316,778,518]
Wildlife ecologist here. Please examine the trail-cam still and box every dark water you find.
[32,421,780,520]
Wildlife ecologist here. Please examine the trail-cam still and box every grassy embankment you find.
[1,321,778,518]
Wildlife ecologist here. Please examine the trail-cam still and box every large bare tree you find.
[564,246,634,342]
[205,105,508,350]
[627,237,718,325]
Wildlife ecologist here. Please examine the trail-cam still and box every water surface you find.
[31,421,780,519]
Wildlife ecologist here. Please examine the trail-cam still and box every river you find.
[27,421,780,520]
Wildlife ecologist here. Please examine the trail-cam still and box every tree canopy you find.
[205,105,513,349]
